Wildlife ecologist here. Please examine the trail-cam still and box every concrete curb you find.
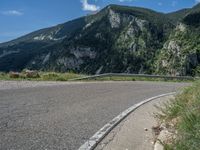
[78,92,176,150]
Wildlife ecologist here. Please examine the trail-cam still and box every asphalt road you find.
[0,81,189,150]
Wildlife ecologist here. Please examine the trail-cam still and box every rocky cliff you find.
[0,4,200,76]
[156,4,200,76]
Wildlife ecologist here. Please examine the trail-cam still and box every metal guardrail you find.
[69,73,196,81]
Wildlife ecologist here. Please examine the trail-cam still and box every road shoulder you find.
[95,95,174,150]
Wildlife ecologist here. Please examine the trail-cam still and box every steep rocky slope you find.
[0,17,87,71]
[0,4,200,75]
[41,5,173,74]
[156,4,200,76]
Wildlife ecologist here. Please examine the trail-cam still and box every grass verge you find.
[157,81,200,150]
[0,72,194,82]
[0,71,85,81]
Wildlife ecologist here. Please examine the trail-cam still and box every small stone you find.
[152,125,163,136]
[144,128,148,131]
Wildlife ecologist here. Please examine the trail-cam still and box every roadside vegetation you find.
[157,81,200,150]
[0,70,84,81]
[0,70,195,82]
[92,76,193,82]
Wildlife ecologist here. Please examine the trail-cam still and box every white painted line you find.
[78,92,176,150]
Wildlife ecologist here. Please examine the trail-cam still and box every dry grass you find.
[156,81,200,150]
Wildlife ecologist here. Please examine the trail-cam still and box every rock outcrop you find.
[0,4,200,75]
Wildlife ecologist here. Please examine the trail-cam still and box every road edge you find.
[78,92,176,150]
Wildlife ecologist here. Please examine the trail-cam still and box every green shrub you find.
[41,72,59,80]
[158,81,200,150]
[25,71,40,78]
[55,77,67,81]
[9,72,20,78]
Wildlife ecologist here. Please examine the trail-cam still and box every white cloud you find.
[195,0,200,3]
[81,0,100,11]
[1,10,23,16]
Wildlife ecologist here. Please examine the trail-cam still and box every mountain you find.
[0,4,200,75]
[0,17,88,71]
[156,4,200,76]
[166,8,191,24]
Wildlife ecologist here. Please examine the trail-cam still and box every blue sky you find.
[0,0,199,43]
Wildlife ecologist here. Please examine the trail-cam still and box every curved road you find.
[0,81,188,150]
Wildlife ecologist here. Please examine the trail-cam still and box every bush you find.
[25,70,40,78]
[9,72,20,78]
[56,77,67,81]
[41,73,59,80]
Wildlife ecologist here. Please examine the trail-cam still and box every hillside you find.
[156,4,200,76]
[166,8,191,24]
[0,4,200,75]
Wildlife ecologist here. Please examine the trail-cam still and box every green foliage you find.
[40,72,83,81]
[0,72,9,80]
[166,9,190,24]
[183,12,200,26]
[193,65,200,76]
[155,20,200,76]
[158,81,200,150]
[41,72,59,80]
[0,71,84,81]
[0,4,200,76]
